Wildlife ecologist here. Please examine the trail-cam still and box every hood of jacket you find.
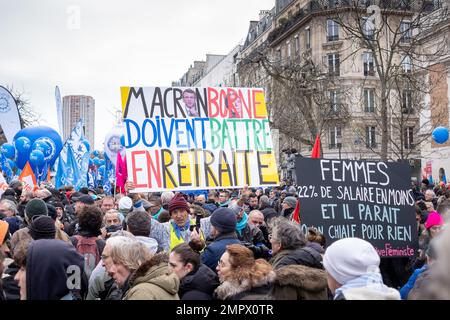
[180,264,219,296]
[274,264,327,292]
[135,236,158,254]
[214,270,276,300]
[271,247,323,270]
[130,259,179,296]
[340,286,401,300]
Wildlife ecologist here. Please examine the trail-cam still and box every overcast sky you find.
[0,0,274,149]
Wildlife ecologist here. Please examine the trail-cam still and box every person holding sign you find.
[323,237,400,300]
[150,193,206,252]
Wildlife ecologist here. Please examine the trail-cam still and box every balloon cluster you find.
[0,126,63,181]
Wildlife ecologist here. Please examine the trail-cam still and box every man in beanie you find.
[28,216,56,240]
[66,195,95,236]
[281,196,297,219]
[200,207,240,271]
[323,237,400,300]
[10,198,49,252]
[150,192,208,252]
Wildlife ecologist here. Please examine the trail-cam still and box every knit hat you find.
[228,202,244,216]
[4,216,21,235]
[28,215,56,240]
[118,196,133,211]
[0,220,9,244]
[9,180,22,190]
[283,196,297,209]
[168,193,190,213]
[260,195,270,207]
[25,198,49,220]
[425,211,444,229]
[46,203,57,221]
[210,207,237,234]
[323,238,380,285]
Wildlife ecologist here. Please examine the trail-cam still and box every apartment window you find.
[402,55,412,73]
[366,126,377,148]
[361,17,375,40]
[275,47,281,62]
[305,27,311,49]
[404,126,414,149]
[363,52,375,76]
[364,89,375,112]
[330,90,340,112]
[400,21,411,43]
[402,90,413,113]
[287,40,291,60]
[328,53,340,76]
[330,126,342,149]
[294,35,300,54]
[327,19,339,42]
[328,0,340,8]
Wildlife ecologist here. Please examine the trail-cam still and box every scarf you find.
[152,207,164,220]
[171,220,190,240]
[236,212,248,236]
[334,272,389,299]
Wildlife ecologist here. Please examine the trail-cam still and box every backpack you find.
[73,235,101,279]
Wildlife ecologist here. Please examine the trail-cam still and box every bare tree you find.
[330,0,450,160]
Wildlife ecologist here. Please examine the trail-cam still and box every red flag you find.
[292,199,301,224]
[19,162,38,192]
[116,152,128,193]
[311,135,321,158]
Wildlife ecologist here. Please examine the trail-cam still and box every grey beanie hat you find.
[283,196,297,209]
[25,198,49,220]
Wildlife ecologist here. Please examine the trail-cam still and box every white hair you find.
[0,199,18,215]
[106,236,150,271]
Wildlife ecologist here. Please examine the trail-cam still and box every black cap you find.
[75,195,95,205]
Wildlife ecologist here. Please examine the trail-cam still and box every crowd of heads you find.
[0,178,449,301]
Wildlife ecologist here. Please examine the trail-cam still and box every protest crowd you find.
[1,176,450,301]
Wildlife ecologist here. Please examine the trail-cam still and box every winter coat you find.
[201,233,240,271]
[270,246,323,270]
[400,265,428,299]
[407,267,433,300]
[135,236,158,254]
[2,259,20,300]
[123,260,179,300]
[271,264,328,300]
[203,202,218,215]
[214,270,276,300]
[179,264,220,300]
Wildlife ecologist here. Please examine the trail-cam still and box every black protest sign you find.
[295,158,418,257]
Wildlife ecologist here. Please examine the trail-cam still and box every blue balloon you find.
[99,159,105,166]
[14,136,32,155]
[82,139,91,152]
[13,126,63,169]
[432,126,449,144]
[7,159,16,169]
[1,143,16,159]
[32,138,53,161]
[93,157,101,166]
[93,150,100,157]
[29,149,45,167]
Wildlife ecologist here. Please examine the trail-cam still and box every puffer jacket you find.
[123,255,179,300]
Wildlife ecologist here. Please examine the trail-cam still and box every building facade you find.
[62,95,95,145]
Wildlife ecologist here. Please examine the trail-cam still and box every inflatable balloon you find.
[432,126,449,144]
[13,126,63,169]
[29,149,45,167]
[32,138,54,162]
[1,143,16,159]
[82,139,91,152]
[104,124,126,167]
[14,136,31,155]
[93,157,101,166]
[7,159,16,170]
